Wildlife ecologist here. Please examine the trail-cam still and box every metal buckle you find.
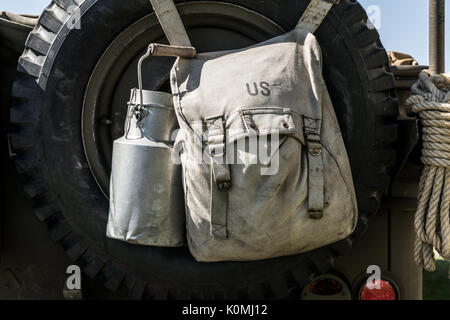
[217,181,232,192]
[309,211,324,220]
[307,142,323,156]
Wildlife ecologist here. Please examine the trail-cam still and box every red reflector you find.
[360,279,397,300]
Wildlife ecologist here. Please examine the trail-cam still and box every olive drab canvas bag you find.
[170,28,358,262]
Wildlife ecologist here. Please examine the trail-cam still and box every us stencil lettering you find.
[246,82,271,96]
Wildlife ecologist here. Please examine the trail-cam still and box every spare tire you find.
[10,0,398,299]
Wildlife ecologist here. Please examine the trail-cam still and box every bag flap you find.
[171,28,325,135]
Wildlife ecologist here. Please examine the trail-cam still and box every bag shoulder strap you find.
[149,0,191,46]
[296,0,337,33]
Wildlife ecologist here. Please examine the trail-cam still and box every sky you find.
[1,0,449,71]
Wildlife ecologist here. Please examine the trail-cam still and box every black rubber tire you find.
[10,0,398,299]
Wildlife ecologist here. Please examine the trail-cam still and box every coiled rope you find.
[407,71,450,272]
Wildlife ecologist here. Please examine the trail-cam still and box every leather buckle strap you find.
[206,116,231,239]
[303,116,325,219]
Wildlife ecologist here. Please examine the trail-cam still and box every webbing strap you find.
[149,0,192,47]
[207,116,231,239]
[303,117,325,219]
[296,0,336,33]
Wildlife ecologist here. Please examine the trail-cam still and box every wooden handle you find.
[150,43,197,58]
